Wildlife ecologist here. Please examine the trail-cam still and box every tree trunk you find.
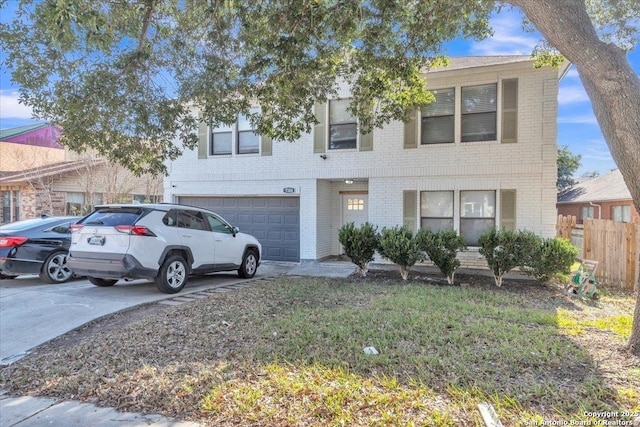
[508,0,640,356]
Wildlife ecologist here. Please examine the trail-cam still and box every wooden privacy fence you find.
[556,214,576,239]
[557,215,639,289]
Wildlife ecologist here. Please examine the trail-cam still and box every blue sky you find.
[0,4,637,176]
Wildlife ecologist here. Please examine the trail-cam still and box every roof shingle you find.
[557,169,632,203]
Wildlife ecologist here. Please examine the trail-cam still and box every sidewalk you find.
[0,391,201,427]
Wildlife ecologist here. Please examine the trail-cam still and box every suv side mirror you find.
[231,226,239,236]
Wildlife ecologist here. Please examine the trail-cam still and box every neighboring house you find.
[1,125,163,223]
[0,123,65,171]
[165,56,569,264]
[557,169,639,224]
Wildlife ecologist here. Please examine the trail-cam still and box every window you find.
[206,213,231,233]
[177,210,207,231]
[83,208,142,226]
[421,88,455,144]
[612,205,631,223]
[237,112,260,154]
[211,123,233,155]
[420,191,454,232]
[66,192,86,215]
[329,99,357,150]
[580,206,594,223]
[460,190,495,245]
[1,190,19,223]
[461,84,497,142]
[347,198,365,211]
[210,109,260,155]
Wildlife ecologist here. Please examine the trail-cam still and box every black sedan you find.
[0,216,80,283]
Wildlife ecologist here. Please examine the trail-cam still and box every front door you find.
[341,193,369,228]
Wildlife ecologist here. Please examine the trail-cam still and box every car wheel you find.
[238,249,258,279]
[39,251,73,283]
[88,277,118,287]
[155,254,187,294]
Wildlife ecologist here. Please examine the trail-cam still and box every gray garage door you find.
[178,196,300,262]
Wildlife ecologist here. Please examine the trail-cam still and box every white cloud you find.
[0,90,34,119]
[563,68,580,80]
[557,113,598,125]
[558,85,590,105]
[470,13,539,55]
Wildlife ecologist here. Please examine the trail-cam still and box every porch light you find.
[344,179,354,184]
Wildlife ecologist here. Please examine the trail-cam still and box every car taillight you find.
[69,224,84,232]
[115,225,155,236]
[0,237,28,247]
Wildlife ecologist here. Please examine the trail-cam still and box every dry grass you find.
[1,271,638,426]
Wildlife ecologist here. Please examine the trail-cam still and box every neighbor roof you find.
[557,169,632,204]
[0,123,50,141]
[0,159,107,184]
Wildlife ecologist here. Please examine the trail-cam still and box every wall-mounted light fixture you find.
[344,179,354,185]
[320,154,327,160]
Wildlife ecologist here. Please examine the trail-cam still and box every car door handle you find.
[215,238,223,242]
[182,234,192,238]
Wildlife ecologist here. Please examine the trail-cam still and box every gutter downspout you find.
[589,201,602,219]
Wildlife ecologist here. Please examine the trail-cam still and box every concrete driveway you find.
[0,263,295,365]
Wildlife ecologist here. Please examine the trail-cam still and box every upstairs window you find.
[237,112,260,154]
[329,99,357,150]
[461,83,497,142]
[421,88,455,144]
[210,108,260,156]
[211,123,233,155]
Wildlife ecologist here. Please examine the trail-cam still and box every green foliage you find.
[523,238,579,283]
[478,228,539,287]
[0,0,493,175]
[378,225,425,281]
[557,145,582,190]
[338,222,379,277]
[417,229,465,284]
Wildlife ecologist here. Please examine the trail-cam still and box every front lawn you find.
[1,274,637,426]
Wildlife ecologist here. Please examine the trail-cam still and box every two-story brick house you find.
[165,56,569,264]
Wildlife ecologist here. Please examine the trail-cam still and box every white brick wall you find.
[166,58,560,260]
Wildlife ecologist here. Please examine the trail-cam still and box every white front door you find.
[341,194,369,227]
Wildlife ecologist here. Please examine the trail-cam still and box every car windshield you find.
[81,208,143,226]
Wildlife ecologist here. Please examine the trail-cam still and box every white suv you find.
[68,203,261,293]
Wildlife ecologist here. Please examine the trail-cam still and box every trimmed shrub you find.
[378,225,425,281]
[524,237,579,283]
[417,229,465,284]
[338,222,379,277]
[478,228,539,287]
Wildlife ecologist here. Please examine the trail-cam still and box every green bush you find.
[478,228,539,287]
[338,222,379,277]
[417,229,465,284]
[378,225,425,281]
[524,237,579,283]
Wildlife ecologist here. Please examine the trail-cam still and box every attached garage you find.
[178,196,300,262]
